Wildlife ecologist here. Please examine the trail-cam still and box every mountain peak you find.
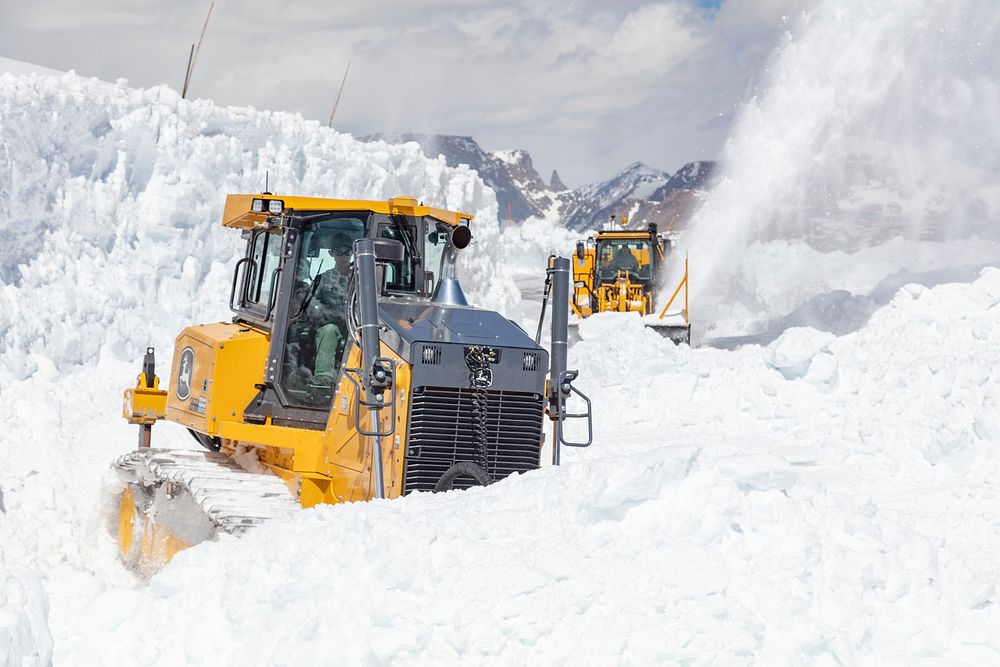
[550,169,567,192]
[359,133,556,222]
[576,162,669,205]
[649,161,717,202]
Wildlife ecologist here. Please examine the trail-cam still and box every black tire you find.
[433,462,492,493]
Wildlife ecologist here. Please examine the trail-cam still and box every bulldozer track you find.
[113,448,299,535]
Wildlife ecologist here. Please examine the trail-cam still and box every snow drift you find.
[0,69,500,386]
[49,268,1000,665]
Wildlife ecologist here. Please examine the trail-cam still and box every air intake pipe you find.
[546,256,593,465]
[354,238,396,499]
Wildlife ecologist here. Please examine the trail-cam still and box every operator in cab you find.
[289,231,354,386]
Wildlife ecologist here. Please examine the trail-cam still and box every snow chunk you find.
[0,549,53,667]
[764,327,836,380]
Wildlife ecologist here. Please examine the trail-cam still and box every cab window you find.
[280,215,365,409]
[234,229,282,321]
[423,221,450,295]
[596,239,652,282]
[245,230,282,308]
[380,217,417,292]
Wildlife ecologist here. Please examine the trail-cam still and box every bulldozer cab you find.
[225,195,471,428]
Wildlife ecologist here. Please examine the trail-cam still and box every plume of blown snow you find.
[683,0,1000,336]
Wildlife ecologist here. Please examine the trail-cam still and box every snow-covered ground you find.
[3,0,1000,660]
[50,271,1000,664]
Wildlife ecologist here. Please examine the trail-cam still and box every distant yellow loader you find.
[570,216,690,344]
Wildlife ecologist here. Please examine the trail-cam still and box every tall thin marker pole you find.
[184,1,215,99]
[182,44,195,98]
[328,60,352,127]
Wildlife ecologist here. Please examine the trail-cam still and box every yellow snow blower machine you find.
[570,216,690,344]
[115,194,591,573]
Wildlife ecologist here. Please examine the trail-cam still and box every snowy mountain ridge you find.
[360,132,717,231]
[559,161,671,231]
[650,160,717,201]
[575,161,669,205]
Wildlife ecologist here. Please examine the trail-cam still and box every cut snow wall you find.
[0,72,501,382]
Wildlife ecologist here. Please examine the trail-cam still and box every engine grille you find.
[404,386,544,493]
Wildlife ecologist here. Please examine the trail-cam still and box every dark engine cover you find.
[378,301,549,493]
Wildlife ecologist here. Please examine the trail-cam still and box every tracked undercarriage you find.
[113,449,298,573]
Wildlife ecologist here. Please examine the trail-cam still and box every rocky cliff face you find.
[360,133,716,231]
[490,149,559,219]
[649,161,717,202]
[360,133,552,222]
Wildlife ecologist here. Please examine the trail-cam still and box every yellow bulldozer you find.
[570,216,690,344]
[115,194,591,573]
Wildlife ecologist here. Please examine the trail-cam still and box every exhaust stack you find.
[431,224,473,306]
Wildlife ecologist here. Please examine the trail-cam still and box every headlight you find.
[251,198,284,214]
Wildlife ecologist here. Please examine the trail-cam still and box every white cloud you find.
[0,0,796,184]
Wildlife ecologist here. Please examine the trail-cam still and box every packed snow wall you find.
[0,70,503,386]
[685,0,1000,337]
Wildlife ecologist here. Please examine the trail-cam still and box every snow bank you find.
[0,543,52,667]
[0,69,499,385]
[763,327,835,381]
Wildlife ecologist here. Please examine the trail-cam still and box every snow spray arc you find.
[685,0,1000,331]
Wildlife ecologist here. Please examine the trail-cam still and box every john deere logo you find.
[464,345,496,388]
[177,347,195,400]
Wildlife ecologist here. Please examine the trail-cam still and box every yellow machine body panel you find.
[164,323,270,435]
[215,338,412,507]
[222,194,473,231]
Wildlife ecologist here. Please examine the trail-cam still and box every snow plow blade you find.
[111,449,298,575]
[642,320,691,345]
